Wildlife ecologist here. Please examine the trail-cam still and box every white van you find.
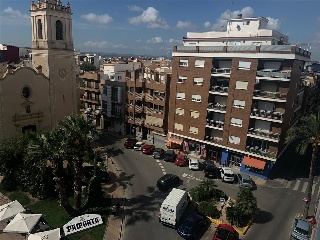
[159,188,189,228]
[133,142,145,151]
[188,158,200,171]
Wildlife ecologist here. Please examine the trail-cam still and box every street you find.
[99,134,319,240]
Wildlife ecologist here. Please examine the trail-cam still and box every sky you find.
[0,0,320,60]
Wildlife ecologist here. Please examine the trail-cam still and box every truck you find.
[159,188,189,228]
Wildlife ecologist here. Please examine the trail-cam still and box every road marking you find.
[286,181,292,188]
[156,160,160,163]
[312,184,316,195]
[293,180,301,191]
[181,173,202,181]
[301,182,308,193]
[163,171,166,175]
[160,165,164,169]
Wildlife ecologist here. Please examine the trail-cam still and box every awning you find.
[168,137,183,145]
[145,115,155,125]
[242,156,266,170]
[154,118,163,127]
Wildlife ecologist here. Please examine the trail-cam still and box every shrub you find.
[0,172,18,191]
[210,188,228,202]
[189,186,207,202]
[197,201,220,219]
[83,176,104,209]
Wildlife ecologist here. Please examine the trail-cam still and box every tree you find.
[226,206,244,227]
[235,188,257,217]
[80,62,96,72]
[285,111,320,218]
[199,179,217,192]
[59,114,98,210]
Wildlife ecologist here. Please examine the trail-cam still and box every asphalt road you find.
[100,135,315,240]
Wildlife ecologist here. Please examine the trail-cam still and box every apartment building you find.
[125,65,172,146]
[168,16,311,179]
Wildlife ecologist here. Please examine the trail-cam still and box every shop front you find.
[183,139,206,159]
[220,150,243,168]
[167,134,183,150]
[240,155,272,179]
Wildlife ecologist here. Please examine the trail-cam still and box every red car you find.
[175,154,188,167]
[124,138,137,149]
[142,144,155,154]
[212,224,235,240]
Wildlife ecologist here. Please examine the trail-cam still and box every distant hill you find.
[82,51,166,59]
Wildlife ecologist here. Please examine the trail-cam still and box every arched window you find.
[37,19,43,39]
[56,20,63,40]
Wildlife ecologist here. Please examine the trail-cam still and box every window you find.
[195,60,205,68]
[189,126,199,134]
[174,123,184,131]
[191,94,201,102]
[176,92,185,100]
[178,76,187,84]
[37,19,43,39]
[25,105,31,114]
[233,100,245,108]
[56,20,63,40]
[230,118,243,127]
[238,61,251,70]
[235,81,248,90]
[190,110,200,118]
[228,135,240,145]
[176,108,185,116]
[193,78,203,86]
[179,59,188,67]
[117,76,121,80]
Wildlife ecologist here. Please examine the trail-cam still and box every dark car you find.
[124,138,137,149]
[175,154,188,167]
[156,174,180,190]
[204,163,219,178]
[163,150,177,162]
[177,213,207,239]
[142,144,155,154]
[83,166,110,183]
[153,148,165,159]
[212,224,236,240]
[234,173,256,190]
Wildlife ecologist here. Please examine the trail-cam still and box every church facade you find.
[0,0,77,140]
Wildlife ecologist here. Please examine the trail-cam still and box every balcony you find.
[125,115,134,120]
[145,94,153,102]
[256,70,291,81]
[207,103,227,113]
[247,128,280,142]
[245,145,277,159]
[135,118,144,125]
[204,135,223,145]
[135,92,144,100]
[209,86,229,96]
[250,109,284,123]
[135,105,143,113]
[253,90,287,102]
[211,68,231,76]
[206,119,224,130]
[81,96,100,104]
[145,106,153,115]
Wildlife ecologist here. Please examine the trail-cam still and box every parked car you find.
[212,223,236,240]
[234,173,256,190]
[156,174,181,191]
[189,158,200,171]
[177,213,207,239]
[133,142,145,151]
[175,154,188,167]
[83,166,110,183]
[203,163,219,178]
[163,150,177,162]
[142,144,155,154]
[124,138,137,149]
[290,217,311,240]
[153,148,165,159]
[220,167,235,183]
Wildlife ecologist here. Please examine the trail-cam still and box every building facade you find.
[0,0,77,140]
[168,16,311,179]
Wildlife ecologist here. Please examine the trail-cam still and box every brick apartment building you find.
[168,16,312,179]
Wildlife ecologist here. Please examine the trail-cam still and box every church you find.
[0,0,77,140]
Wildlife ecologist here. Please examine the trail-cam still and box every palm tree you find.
[199,179,217,192]
[285,111,320,218]
[235,188,257,217]
[59,114,98,210]
[27,130,70,209]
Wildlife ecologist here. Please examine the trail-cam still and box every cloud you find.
[82,41,127,49]
[168,39,182,44]
[176,21,194,29]
[127,5,144,12]
[147,37,164,43]
[266,17,281,30]
[3,7,28,18]
[81,13,112,24]
[128,7,169,29]
[204,21,211,29]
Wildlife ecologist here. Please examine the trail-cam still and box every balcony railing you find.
[125,103,134,108]
[135,105,143,113]
[154,95,165,101]
[135,92,144,99]
[207,103,227,111]
[145,94,153,101]
[204,136,223,144]
[125,115,134,120]
[135,118,144,125]
[253,90,287,100]
[206,119,224,129]
[256,70,291,78]
[209,86,229,93]
[154,109,164,115]
[145,107,153,114]
[245,146,277,159]
[211,68,231,74]
[248,128,280,141]
[251,109,284,120]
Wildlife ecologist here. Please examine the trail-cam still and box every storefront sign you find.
[63,214,103,236]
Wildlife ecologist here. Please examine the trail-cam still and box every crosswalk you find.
[285,178,320,198]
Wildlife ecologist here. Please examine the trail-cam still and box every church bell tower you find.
[30,0,76,126]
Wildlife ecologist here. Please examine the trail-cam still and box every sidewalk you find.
[103,157,126,240]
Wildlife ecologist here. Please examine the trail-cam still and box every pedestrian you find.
[112,205,117,217]
[116,202,121,214]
